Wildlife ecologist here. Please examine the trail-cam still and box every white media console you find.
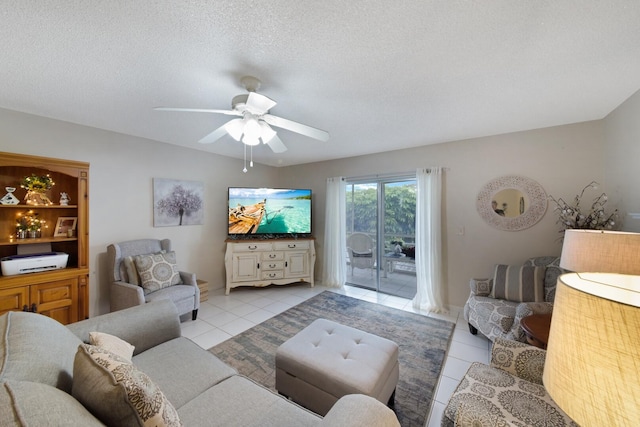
[224,238,315,295]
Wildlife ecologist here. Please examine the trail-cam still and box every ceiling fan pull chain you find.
[243,143,248,173]
[250,146,254,168]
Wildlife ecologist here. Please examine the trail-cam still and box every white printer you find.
[1,252,69,276]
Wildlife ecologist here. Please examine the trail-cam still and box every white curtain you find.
[322,177,346,288]
[412,167,445,312]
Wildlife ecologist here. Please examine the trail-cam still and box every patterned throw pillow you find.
[471,278,492,296]
[134,252,180,293]
[89,331,135,361]
[490,264,545,302]
[72,344,182,427]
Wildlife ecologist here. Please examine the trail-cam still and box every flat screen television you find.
[228,187,312,236]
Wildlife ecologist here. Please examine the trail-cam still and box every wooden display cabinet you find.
[0,152,89,323]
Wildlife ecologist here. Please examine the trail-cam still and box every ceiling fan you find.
[155,76,329,154]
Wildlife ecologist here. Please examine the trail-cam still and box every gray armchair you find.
[107,238,199,320]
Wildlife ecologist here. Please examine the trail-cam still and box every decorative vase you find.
[24,190,53,206]
[16,229,26,239]
[0,187,19,205]
[28,230,39,238]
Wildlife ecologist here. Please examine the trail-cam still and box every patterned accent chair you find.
[442,338,577,427]
[464,257,566,342]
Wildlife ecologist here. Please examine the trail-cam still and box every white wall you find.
[0,108,280,315]
[281,121,605,308]
[1,106,617,312]
[604,89,640,230]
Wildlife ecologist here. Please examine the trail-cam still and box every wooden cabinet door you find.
[232,253,261,282]
[0,286,29,315]
[284,251,309,278]
[30,278,78,325]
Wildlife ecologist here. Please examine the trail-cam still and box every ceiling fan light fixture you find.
[225,119,244,141]
[158,75,329,166]
[242,134,261,146]
[259,121,277,143]
[243,117,262,140]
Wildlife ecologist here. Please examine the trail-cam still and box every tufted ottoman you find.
[275,318,399,416]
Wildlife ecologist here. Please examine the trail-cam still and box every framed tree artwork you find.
[153,178,204,227]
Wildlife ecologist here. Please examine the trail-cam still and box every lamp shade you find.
[560,229,640,274]
[224,119,244,141]
[242,134,260,146]
[259,121,277,143]
[543,272,640,426]
[242,117,262,141]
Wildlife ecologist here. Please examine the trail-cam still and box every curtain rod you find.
[346,167,449,182]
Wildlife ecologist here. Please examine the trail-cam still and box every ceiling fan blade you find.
[245,92,277,114]
[198,123,230,144]
[155,107,242,116]
[263,114,329,141]
[265,134,288,153]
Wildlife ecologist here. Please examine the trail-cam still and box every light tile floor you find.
[180,283,490,427]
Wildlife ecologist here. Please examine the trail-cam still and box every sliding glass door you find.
[345,176,417,298]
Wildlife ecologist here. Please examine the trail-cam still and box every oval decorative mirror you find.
[476,175,547,231]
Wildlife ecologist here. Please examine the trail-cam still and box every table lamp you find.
[543,230,640,426]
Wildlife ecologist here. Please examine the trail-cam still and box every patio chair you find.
[347,233,376,276]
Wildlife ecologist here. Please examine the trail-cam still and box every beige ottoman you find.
[275,318,399,416]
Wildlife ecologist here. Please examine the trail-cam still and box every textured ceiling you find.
[1,1,639,167]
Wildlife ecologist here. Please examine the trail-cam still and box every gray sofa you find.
[0,299,400,426]
[464,256,564,342]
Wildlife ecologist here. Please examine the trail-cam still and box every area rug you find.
[209,291,455,427]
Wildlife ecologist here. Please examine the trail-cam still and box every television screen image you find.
[228,187,312,235]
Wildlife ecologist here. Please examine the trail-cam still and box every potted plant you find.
[15,211,45,238]
[549,181,618,237]
[20,174,55,205]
